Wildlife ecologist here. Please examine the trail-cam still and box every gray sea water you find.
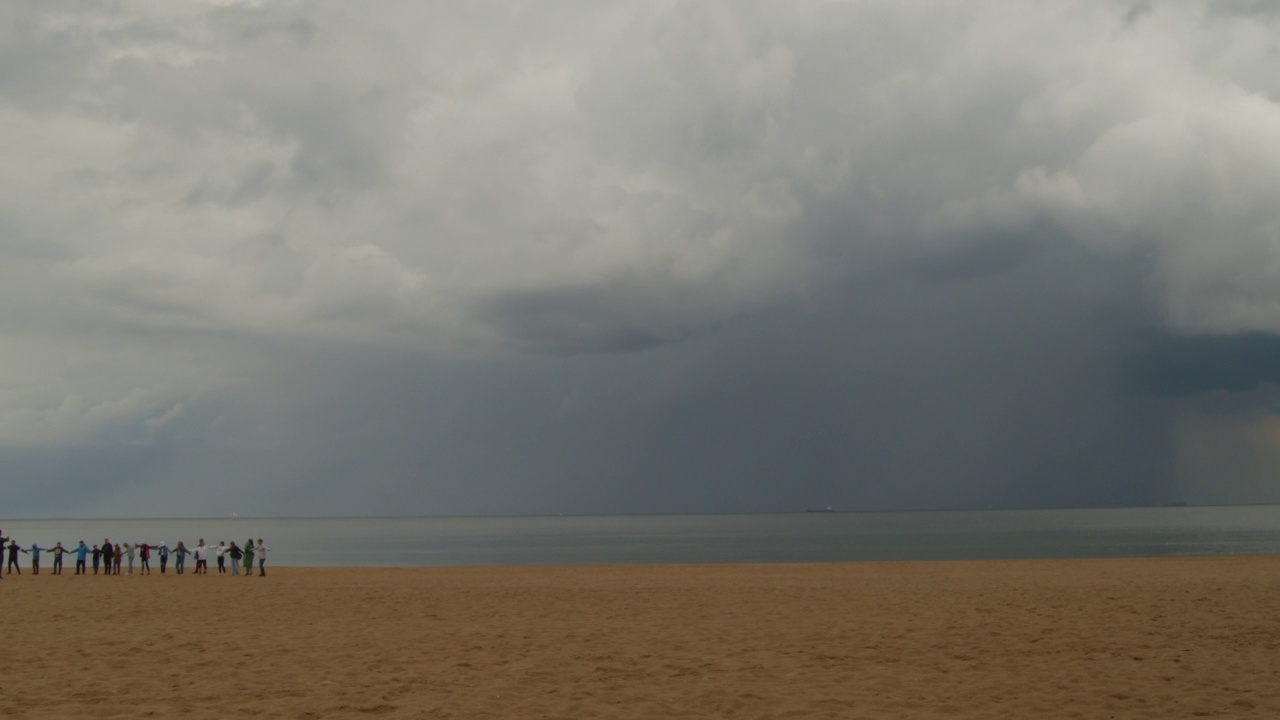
[1,505,1277,567]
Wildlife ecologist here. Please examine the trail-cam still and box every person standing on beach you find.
[7,541,27,574]
[123,543,135,576]
[49,542,68,575]
[91,545,101,574]
[156,542,169,574]
[30,543,45,574]
[112,543,122,574]
[255,538,269,577]
[193,539,209,575]
[214,541,227,575]
[138,542,151,575]
[173,541,190,575]
[228,542,242,576]
[0,532,6,579]
[242,538,255,576]
[73,541,90,575]
[101,540,113,578]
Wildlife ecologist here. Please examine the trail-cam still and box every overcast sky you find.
[4,0,1280,518]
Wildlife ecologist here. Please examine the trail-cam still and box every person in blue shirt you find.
[73,541,90,575]
[173,541,190,575]
[29,543,45,574]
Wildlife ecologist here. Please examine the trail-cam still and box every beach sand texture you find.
[2,557,1278,719]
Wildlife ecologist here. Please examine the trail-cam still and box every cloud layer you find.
[3,1,1280,516]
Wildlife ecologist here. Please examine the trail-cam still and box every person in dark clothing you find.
[101,540,113,578]
[7,541,27,574]
[0,532,8,580]
[92,545,102,574]
[49,542,68,575]
[228,542,243,576]
[138,542,151,575]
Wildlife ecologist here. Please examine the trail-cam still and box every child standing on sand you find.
[123,543,135,576]
[30,544,45,574]
[228,542,242,576]
[174,541,190,574]
[255,539,269,577]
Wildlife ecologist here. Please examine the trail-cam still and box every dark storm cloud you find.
[478,285,721,355]
[905,225,1048,284]
[1125,333,1280,397]
[657,232,1170,511]
[33,227,1165,518]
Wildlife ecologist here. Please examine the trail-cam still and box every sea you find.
[1,505,1278,568]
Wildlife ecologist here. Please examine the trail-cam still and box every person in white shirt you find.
[255,539,269,577]
[193,539,209,575]
[214,541,228,575]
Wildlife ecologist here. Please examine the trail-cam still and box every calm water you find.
[1,506,1278,567]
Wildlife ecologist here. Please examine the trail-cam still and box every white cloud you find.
[3,0,1280,448]
[145,402,187,434]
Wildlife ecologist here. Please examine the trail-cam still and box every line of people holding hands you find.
[0,532,270,577]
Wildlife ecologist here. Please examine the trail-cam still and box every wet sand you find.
[1,557,1278,718]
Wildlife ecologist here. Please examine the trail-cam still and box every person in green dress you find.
[242,538,255,576]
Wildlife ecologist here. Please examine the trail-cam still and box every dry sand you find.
[2,557,1278,719]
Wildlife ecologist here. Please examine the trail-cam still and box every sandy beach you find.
[1,557,1278,719]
